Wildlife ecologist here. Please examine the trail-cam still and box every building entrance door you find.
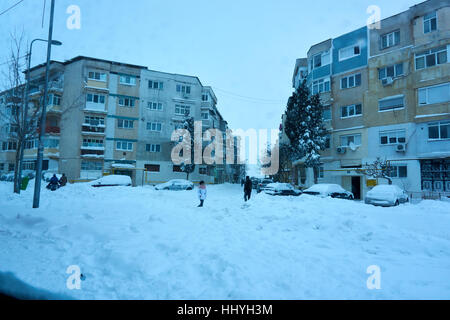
[351,176,361,200]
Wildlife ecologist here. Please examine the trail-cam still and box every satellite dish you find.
[349,142,357,151]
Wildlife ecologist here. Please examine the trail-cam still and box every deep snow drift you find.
[0,181,449,299]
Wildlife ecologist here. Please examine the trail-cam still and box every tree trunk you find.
[13,146,21,194]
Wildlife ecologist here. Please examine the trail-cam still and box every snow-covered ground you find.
[0,181,449,300]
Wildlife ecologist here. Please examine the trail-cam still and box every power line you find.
[0,0,26,16]
[212,87,285,104]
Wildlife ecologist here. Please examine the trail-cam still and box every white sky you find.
[0,0,418,131]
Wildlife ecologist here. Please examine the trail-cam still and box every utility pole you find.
[33,0,56,208]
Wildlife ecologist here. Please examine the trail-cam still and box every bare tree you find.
[357,157,393,185]
[0,32,35,194]
[1,33,85,194]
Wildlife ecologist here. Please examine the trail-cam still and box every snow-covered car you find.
[303,184,354,200]
[256,179,274,193]
[263,183,302,196]
[365,185,409,207]
[155,179,194,191]
[90,175,132,187]
[0,173,15,182]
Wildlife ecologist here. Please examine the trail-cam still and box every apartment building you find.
[0,56,235,185]
[287,0,449,199]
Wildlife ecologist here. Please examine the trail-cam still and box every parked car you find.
[256,179,274,193]
[251,177,261,190]
[303,184,354,200]
[365,185,409,207]
[0,173,15,182]
[91,175,132,188]
[263,183,302,196]
[155,179,194,191]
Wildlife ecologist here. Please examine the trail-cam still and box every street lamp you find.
[17,38,62,194]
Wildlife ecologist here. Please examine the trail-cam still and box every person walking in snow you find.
[197,181,207,207]
[244,176,252,202]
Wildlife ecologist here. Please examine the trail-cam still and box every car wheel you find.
[395,200,399,206]
[349,195,354,200]
[164,187,169,190]
[187,187,193,190]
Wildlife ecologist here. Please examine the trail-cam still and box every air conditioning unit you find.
[382,77,394,86]
[336,147,347,154]
[396,144,407,152]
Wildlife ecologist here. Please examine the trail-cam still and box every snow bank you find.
[0,182,449,299]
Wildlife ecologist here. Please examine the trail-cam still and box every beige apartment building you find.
[0,56,237,185]
[286,0,449,199]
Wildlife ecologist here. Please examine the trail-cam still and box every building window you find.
[84,116,105,126]
[176,84,191,94]
[47,94,61,106]
[379,130,406,145]
[380,30,400,49]
[378,63,403,80]
[341,73,361,89]
[148,80,164,90]
[147,101,163,111]
[418,83,450,106]
[379,95,404,112]
[118,97,135,107]
[324,134,331,149]
[318,166,325,179]
[87,93,105,104]
[145,164,160,172]
[118,119,134,129]
[428,121,449,140]
[81,161,103,171]
[322,105,331,121]
[173,165,182,172]
[202,94,209,101]
[88,71,107,82]
[8,163,15,171]
[0,163,4,171]
[340,134,361,147]
[309,51,330,71]
[116,141,133,151]
[423,12,437,34]
[389,165,408,178]
[341,104,362,118]
[146,144,161,152]
[1,141,17,151]
[119,75,137,86]
[199,167,207,175]
[24,139,36,149]
[311,78,330,95]
[147,122,162,132]
[339,45,360,61]
[175,104,191,116]
[83,139,104,148]
[415,46,447,70]
[201,112,209,120]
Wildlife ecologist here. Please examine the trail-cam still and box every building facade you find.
[0,56,236,185]
[287,0,449,199]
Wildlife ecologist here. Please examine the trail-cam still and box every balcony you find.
[37,126,60,135]
[82,125,105,135]
[81,149,105,159]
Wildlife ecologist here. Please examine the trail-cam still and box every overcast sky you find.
[1,0,418,131]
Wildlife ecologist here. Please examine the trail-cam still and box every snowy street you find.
[1,181,450,300]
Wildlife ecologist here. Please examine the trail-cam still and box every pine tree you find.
[180,112,195,180]
[283,79,327,183]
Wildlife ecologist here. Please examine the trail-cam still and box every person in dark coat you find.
[47,174,60,191]
[244,176,252,202]
[59,173,68,187]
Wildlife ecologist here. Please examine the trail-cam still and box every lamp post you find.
[33,0,57,208]
[16,39,62,194]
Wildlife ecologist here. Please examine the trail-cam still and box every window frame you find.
[380,30,400,50]
[423,11,437,34]
[116,141,133,151]
[428,121,450,141]
[339,134,362,147]
[119,75,137,86]
[418,82,450,106]
[340,73,362,89]
[378,95,405,112]
[379,129,406,146]
[88,71,107,82]
[338,45,361,62]
[147,122,163,132]
[340,104,362,119]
